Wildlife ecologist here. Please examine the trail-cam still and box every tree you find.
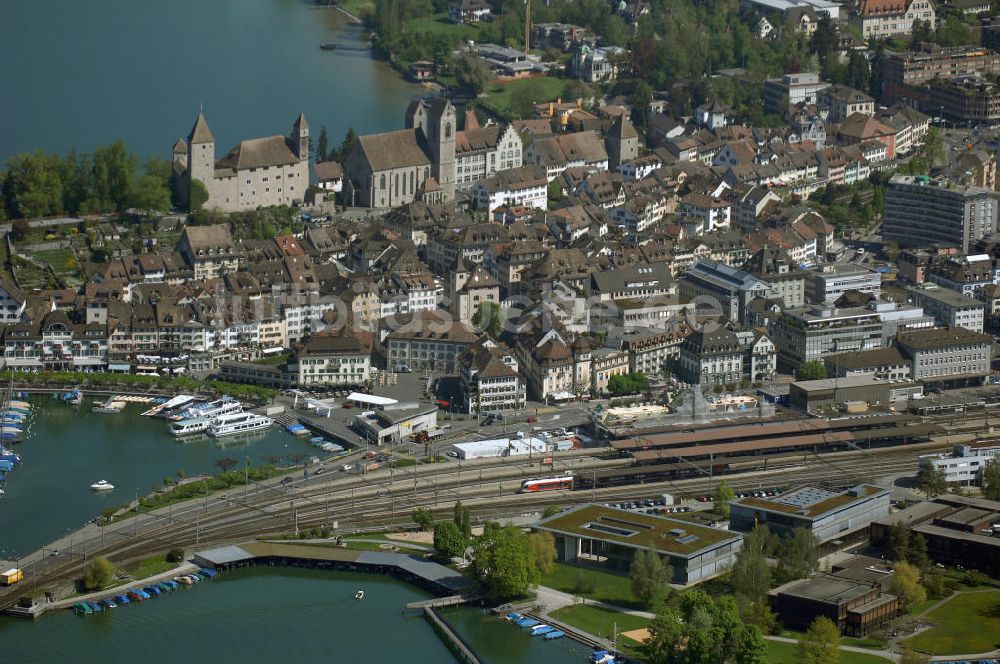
[316,125,330,163]
[166,548,185,563]
[333,127,358,162]
[796,360,827,381]
[887,522,911,562]
[629,548,670,609]
[891,560,927,608]
[452,52,493,95]
[908,533,929,572]
[630,81,654,131]
[542,504,562,518]
[189,179,209,212]
[129,173,171,214]
[433,521,467,559]
[982,458,1000,500]
[646,607,684,664]
[412,507,435,531]
[471,524,539,601]
[510,80,546,120]
[83,556,115,591]
[547,179,563,203]
[11,219,30,241]
[776,529,819,583]
[713,479,735,518]
[730,526,774,604]
[215,457,238,473]
[453,499,472,537]
[734,623,768,664]
[527,531,556,575]
[917,463,948,498]
[798,616,840,664]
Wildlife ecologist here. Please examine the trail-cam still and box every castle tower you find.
[293,112,309,161]
[186,110,216,189]
[606,113,639,170]
[427,98,456,202]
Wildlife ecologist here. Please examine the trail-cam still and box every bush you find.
[572,570,597,595]
[166,548,185,563]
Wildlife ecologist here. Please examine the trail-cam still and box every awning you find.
[108,363,131,371]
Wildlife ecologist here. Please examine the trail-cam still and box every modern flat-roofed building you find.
[824,347,912,381]
[788,375,923,412]
[679,259,776,324]
[906,284,985,332]
[919,444,1000,486]
[769,556,899,637]
[883,175,998,254]
[730,484,892,543]
[769,305,884,371]
[805,263,882,304]
[763,72,829,114]
[870,494,1000,574]
[533,503,743,586]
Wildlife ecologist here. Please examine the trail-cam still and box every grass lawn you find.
[479,76,566,116]
[406,13,478,38]
[254,352,290,366]
[334,0,372,19]
[126,554,178,581]
[32,247,76,272]
[765,640,891,664]
[539,562,641,609]
[550,604,649,641]
[904,590,1000,655]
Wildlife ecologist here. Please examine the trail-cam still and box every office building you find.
[883,175,997,254]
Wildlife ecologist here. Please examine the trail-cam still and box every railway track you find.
[0,438,943,609]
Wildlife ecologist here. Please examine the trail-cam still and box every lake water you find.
[0,568,587,664]
[0,397,318,556]
[0,0,422,162]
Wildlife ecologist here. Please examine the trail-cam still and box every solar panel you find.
[675,535,698,545]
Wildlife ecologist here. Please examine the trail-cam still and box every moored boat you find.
[92,399,127,414]
[177,396,242,421]
[208,412,273,438]
[114,594,130,605]
[90,480,114,492]
[169,416,212,437]
[544,630,565,640]
[531,625,554,636]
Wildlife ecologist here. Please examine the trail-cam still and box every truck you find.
[1,568,23,586]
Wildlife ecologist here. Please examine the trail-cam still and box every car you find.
[280,477,293,485]
[341,464,353,472]
[314,467,327,476]
[445,451,459,458]
[527,417,538,423]
[377,490,389,497]
[48,549,60,557]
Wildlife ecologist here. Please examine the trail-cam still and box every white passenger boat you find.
[208,412,273,438]
[169,416,213,437]
[90,480,114,491]
[177,396,242,421]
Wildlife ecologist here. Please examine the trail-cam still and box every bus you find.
[519,475,573,493]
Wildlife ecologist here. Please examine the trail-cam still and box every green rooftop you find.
[534,504,741,558]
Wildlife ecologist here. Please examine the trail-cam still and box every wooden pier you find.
[423,606,483,664]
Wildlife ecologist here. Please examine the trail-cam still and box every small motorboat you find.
[505,612,521,622]
[320,43,337,50]
[544,630,566,640]
[355,590,364,600]
[591,650,616,664]
[531,625,554,636]
[99,598,116,609]
[516,617,539,628]
[90,480,114,492]
[114,594,130,605]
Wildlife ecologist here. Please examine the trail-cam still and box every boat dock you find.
[424,606,483,664]
[403,594,470,615]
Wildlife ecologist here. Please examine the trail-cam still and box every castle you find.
[172,111,310,213]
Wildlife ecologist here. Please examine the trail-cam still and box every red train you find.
[519,474,574,493]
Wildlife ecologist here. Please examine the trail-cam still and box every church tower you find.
[426,98,456,202]
[292,112,309,161]
[186,110,216,192]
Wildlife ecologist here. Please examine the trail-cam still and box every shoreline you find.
[331,4,362,24]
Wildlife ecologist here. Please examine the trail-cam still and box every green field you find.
[550,604,649,641]
[904,590,1000,655]
[765,640,892,664]
[479,76,566,116]
[31,247,76,272]
[406,13,478,38]
[539,562,640,608]
[126,553,178,581]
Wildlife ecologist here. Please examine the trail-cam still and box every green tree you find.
[734,623,768,664]
[510,80,546,120]
[83,556,115,591]
[166,548,185,563]
[316,125,330,163]
[453,499,472,537]
[2,151,66,219]
[89,140,138,211]
[189,179,209,212]
[471,524,539,601]
[646,606,684,664]
[776,529,819,583]
[713,479,735,518]
[917,463,948,498]
[908,533,929,572]
[891,560,927,608]
[730,526,774,604]
[526,531,556,575]
[887,521,911,562]
[129,173,171,214]
[798,616,840,664]
[796,360,827,381]
[547,179,563,203]
[215,457,238,473]
[629,548,670,609]
[452,52,493,96]
[412,507,435,531]
[11,219,30,241]
[982,458,1000,500]
[433,521,467,559]
[333,127,358,162]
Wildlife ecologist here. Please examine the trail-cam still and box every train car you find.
[519,474,573,493]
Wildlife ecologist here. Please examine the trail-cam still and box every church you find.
[342,97,523,209]
[172,111,310,213]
